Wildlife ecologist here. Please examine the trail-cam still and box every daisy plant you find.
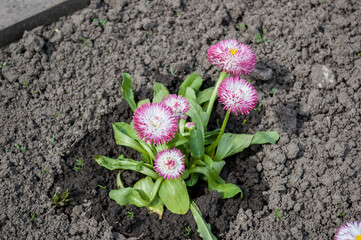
[95,39,279,239]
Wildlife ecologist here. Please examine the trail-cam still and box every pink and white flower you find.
[217,76,258,115]
[335,221,361,240]
[162,94,190,119]
[133,102,178,145]
[185,122,196,130]
[154,148,185,180]
[207,39,257,76]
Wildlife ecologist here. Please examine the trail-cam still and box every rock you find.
[107,8,123,22]
[286,141,300,160]
[23,32,45,52]
[250,63,273,81]
[310,65,336,89]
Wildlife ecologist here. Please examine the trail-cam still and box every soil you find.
[1,0,360,239]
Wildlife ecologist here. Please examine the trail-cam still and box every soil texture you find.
[0,0,360,239]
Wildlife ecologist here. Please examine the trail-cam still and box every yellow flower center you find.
[356,235,361,240]
[150,116,161,128]
[229,48,239,55]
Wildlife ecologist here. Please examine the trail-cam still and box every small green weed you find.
[256,33,264,44]
[41,168,50,175]
[100,20,107,27]
[82,38,87,46]
[357,52,361,56]
[235,22,246,30]
[51,133,55,144]
[270,87,276,94]
[242,119,247,127]
[127,211,134,219]
[52,188,70,207]
[174,12,178,17]
[339,211,345,217]
[170,65,178,75]
[98,184,107,189]
[0,61,6,69]
[73,158,85,171]
[184,226,191,236]
[14,143,26,154]
[93,18,107,27]
[254,103,262,111]
[275,209,280,219]
[34,89,39,94]
[56,112,62,117]
[23,80,29,87]
[30,213,35,221]
[145,31,149,36]
[322,0,326,3]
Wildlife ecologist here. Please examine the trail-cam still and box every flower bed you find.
[0,0,360,239]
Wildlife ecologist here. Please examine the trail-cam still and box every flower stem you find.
[206,70,227,118]
[207,109,230,157]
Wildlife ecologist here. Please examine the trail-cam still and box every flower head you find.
[162,94,190,119]
[133,102,178,145]
[217,76,258,115]
[154,148,185,180]
[207,39,257,76]
[335,221,361,240]
[185,122,196,130]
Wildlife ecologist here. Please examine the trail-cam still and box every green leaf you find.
[214,131,279,161]
[203,154,213,168]
[190,201,217,240]
[133,177,157,201]
[112,122,149,156]
[158,178,190,214]
[113,122,138,139]
[134,177,164,218]
[121,73,137,112]
[213,133,253,161]
[189,166,224,189]
[153,82,169,103]
[94,155,159,179]
[179,73,203,96]
[186,173,199,187]
[204,129,220,145]
[214,183,242,199]
[196,87,215,104]
[109,188,149,207]
[141,153,150,163]
[251,131,279,145]
[185,87,197,100]
[136,161,144,171]
[137,99,150,108]
[190,128,204,159]
[167,133,188,149]
[189,164,240,199]
[212,160,225,175]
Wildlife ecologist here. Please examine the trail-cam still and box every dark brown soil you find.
[1,0,360,239]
